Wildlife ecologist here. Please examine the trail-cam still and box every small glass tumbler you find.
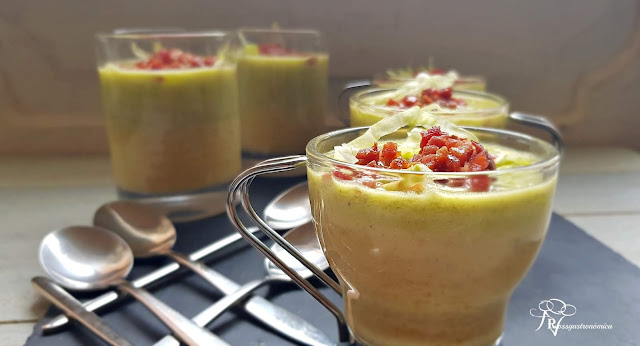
[96,30,241,198]
[236,28,329,158]
[227,114,562,346]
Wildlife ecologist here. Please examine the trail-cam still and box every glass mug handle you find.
[337,79,373,125]
[226,155,351,343]
[339,79,373,100]
[509,112,564,152]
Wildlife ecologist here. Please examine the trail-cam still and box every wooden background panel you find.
[0,0,638,154]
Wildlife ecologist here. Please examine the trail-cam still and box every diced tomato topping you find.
[467,175,491,192]
[332,168,354,181]
[203,56,216,66]
[149,58,163,69]
[414,132,494,175]
[258,43,291,56]
[445,155,461,172]
[420,126,444,148]
[449,144,473,163]
[332,165,382,188]
[356,143,380,165]
[389,157,409,169]
[390,126,497,191]
[133,48,216,70]
[420,145,439,155]
[401,95,421,108]
[433,87,453,99]
[358,175,377,188]
[467,152,490,172]
[428,135,447,148]
[448,178,466,187]
[386,99,401,107]
[380,142,400,166]
[336,127,495,191]
[387,87,465,110]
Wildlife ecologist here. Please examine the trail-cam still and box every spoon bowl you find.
[263,182,312,231]
[266,222,329,280]
[38,225,229,345]
[94,201,176,257]
[39,226,133,290]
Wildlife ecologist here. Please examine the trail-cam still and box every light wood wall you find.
[1,0,638,154]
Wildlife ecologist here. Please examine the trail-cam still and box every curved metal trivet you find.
[226,156,350,344]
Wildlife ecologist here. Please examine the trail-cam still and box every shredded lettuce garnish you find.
[129,42,166,60]
[130,42,150,60]
[381,163,431,191]
[386,66,459,82]
[333,107,478,164]
[238,30,250,48]
[386,66,415,79]
[240,23,284,55]
[243,44,259,55]
[486,144,537,169]
[366,73,457,106]
[215,42,230,67]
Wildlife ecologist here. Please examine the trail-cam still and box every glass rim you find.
[95,29,232,40]
[306,125,560,177]
[237,27,322,36]
[351,87,508,116]
[377,73,487,84]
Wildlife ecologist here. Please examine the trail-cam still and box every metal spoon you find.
[152,221,331,346]
[94,200,332,345]
[31,276,133,346]
[38,226,228,346]
[263,182,312,230]
[41,181,313,332]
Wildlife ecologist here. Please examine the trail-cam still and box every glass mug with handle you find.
[340,74,495,130]
[350,87,509,128]
[227,110,562,345]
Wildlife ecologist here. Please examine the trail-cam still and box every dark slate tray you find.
[26,177,640,345]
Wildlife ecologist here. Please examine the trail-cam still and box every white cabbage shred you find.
[370,72,457,104]
[333,107,478,163]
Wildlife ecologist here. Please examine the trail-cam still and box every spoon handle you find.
[165,251,239,293]
[41,227,260,332]
[32,277,133,346]
[117,281,229,346]
[153,279,266,346]
[165,251,334,345]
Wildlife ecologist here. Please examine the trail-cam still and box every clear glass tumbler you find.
[96,30,241,198]
[228,118,561,346]
[237,28,329,158]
